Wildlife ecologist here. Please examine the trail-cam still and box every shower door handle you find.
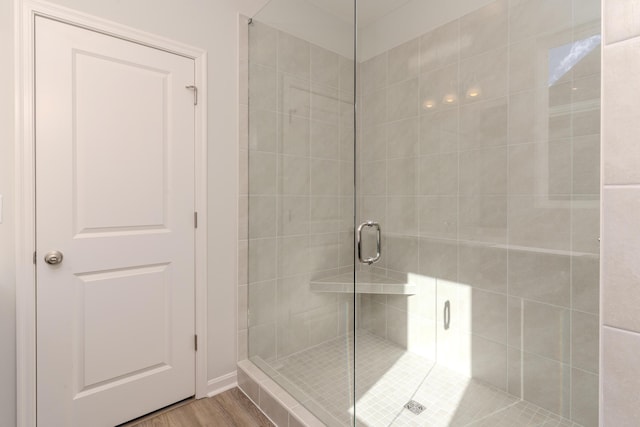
[357,221,381,265]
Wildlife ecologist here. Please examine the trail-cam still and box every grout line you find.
[246,133,602,158]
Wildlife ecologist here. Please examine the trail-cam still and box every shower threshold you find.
[251,331,584,427]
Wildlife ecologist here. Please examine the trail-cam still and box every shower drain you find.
[404,400,426,415]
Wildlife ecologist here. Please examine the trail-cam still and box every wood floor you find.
[125,388,274,427]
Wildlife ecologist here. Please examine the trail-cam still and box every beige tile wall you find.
[238,20,325,427]
[241,18,356,364]
[602,0,640,424]
[357,0,600,424]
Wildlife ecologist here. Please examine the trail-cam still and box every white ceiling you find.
[304,0,414,28]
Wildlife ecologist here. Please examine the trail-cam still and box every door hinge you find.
[195,334,198,351]
[185,85,198,105]
[194,211,198,228]
[33,251,37,265]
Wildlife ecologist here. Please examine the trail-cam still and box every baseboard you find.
[206,371,238,397]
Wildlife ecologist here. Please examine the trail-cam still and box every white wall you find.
[0,1,268,425]
[0,0,16,425]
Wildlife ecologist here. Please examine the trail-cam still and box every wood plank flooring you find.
[124,388,274,427]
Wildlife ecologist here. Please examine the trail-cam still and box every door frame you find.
[14,1,209,425]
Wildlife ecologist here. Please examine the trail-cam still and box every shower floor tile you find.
[259,331,582,427]
[464,401,583,427]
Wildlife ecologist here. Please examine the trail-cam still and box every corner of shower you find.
[242,1,601,426]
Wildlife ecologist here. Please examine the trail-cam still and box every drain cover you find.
[404,400,426,415]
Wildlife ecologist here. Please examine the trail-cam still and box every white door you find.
[35,16,196,426]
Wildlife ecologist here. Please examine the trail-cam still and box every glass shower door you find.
[354,0,601,426]
[354,4,440,423]
[246,1,357,425]
[247,0,600,425]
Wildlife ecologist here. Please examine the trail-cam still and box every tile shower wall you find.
[602,0,640,425]
[243,20,356,363]
[357,0,600,425]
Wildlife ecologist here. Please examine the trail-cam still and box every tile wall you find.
[601,0,640,425]
[238,17,326,427]
[356,0,600,425]
[242,19,356,364]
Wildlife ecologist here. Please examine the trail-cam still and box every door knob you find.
[44,251,64,265]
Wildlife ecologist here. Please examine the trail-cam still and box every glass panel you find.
[247,1,600,426]
[247,1,356,425]
[355,0,600,426]
[354,3,439,426]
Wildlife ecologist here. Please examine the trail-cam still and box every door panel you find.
[78,264,171,388]
[35,16,195,426]
[74,52,168,233]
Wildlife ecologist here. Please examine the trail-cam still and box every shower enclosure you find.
[245,0,600,425]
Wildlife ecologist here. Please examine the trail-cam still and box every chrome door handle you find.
[444,300,451,330]
[357,221,381,265]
